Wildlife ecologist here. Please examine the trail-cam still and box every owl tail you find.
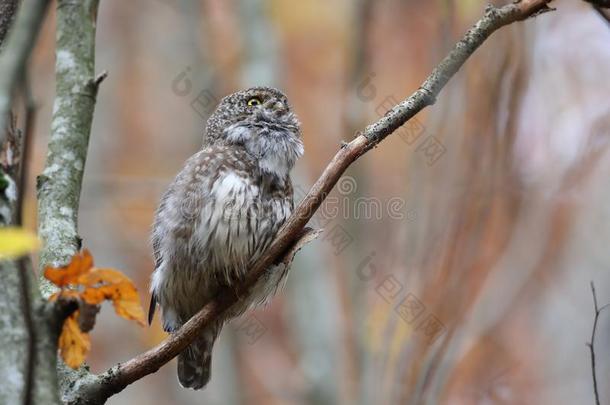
[177,325,220,390]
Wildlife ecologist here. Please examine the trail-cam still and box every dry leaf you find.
[58,312,91,369]
[81,282,145,325]
[44,249,94,287]
[110,282,146,326]
[45,249,146,367]
[77,268,133,287]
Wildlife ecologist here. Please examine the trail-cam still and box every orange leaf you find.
[58,312,91,369]
[47,249,145,367]
[77,268,133,287]
[44,249,94,287]
[111,282,146,326]
[80,285,112,305]
[81,282,146,326]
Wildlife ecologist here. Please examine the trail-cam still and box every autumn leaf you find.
[44,250,145,324]
[78,268,146,325]
[77,267,134,287]
[0,227,40,259]
[80,281,146,325]
[110,282,146,326]
[58,312,91,369]
[44,249,93,287]
[45,249,146,368]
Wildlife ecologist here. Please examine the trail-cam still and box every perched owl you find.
[148,87,304,389]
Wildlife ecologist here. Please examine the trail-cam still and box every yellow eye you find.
[247,97,262,106]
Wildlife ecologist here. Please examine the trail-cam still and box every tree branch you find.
[15,75,35,226]
[65,1,555,403]
[0,2,63,404]
[0,0,50,140]
[33,0,104,402]
[37,0,103,272]
[587,282,609,405]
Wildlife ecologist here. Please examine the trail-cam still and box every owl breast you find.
[150,147,295,329]
[194,170,293,285]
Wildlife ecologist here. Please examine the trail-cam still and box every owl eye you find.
[246,97,262,107]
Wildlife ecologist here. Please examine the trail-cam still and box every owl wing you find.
[148,146,250,325]
[152,190,169,269]
[148,187,171,324]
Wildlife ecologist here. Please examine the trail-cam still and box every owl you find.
[148,87,304,390]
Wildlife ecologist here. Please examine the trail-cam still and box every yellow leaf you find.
[58,313,91,369]
[0,227,39,259]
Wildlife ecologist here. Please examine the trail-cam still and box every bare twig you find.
[64,1,555,403]
[587,282,609,405]
[0,0,51,140]
[16,76,36,226]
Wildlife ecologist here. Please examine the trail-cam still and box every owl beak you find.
[264,100,287,115]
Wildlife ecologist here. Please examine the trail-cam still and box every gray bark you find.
[0,260,29,403]
[35,1,105,403]
[37,0,102,270]
[0,1,61,404]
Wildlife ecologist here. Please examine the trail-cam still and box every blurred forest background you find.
[19,0,610,403]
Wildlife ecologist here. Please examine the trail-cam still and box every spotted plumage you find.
[149,87,303,389]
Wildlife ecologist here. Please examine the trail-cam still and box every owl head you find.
[205,87,304,178]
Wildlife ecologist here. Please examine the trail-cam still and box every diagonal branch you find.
[68,0,555,403]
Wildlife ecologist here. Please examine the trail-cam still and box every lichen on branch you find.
[37,0,104,271]
[33,0,105,403]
